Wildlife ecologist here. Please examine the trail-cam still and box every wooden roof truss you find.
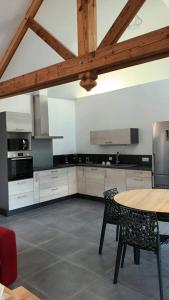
[0,0,169,98]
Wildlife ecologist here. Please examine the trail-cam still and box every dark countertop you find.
[33,163,152,172]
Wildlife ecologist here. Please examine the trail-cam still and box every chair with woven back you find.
[113,206,169,300]
[99,188,120,255]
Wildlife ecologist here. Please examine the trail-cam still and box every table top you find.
[114,189,169,213]
[4,286,40,300]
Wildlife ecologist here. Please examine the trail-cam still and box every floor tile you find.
[18,247,59,280]
[27,260,99,300]
[66,243,116,277]
[40,232,96,258]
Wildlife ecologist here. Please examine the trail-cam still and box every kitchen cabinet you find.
[6,112,32,132]
[77,167,86,194]
[105,169,126,192]
[34,168,68,203]
[8,179,34,210]
[85,167,105,197]
[68,167,77,195]
[126,170,152,190]
[90,128,138,145]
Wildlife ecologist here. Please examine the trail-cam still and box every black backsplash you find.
[53,153,152,167]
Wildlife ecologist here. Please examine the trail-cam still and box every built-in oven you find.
[7,138,29,151]
[8,151,33,181]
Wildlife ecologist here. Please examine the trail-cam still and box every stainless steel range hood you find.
[32,90,63,139]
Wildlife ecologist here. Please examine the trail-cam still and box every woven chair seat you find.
[160,234,169,246]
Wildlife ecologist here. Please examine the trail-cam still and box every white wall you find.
[0,94,32,113]
[0,94,76,155]
[76,79,169,155]
[48,98,76,155]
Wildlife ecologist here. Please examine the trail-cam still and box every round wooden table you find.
[114,189,169,214]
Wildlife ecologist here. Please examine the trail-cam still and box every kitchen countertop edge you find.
[33,163,152,172]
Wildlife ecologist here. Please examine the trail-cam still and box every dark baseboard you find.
[2,193,104,217]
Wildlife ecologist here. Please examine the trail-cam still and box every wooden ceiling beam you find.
[98,0,145,49]
[0,26,169,98]
[0,0,43,79]
[28,18,76,60]
[77,0,97,91]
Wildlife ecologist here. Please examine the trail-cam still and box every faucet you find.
[115,152,120,165]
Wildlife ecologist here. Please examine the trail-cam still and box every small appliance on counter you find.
[8,151,33,181]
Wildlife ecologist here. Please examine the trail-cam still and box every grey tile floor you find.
[1,198,169,299]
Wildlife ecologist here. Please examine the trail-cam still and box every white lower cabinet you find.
[34,168,69,203]
[105,169,126,192]
[77,167,86,194]
[126,170,152,190]
[68,167,77,195]
[8,179,34,210]
[8,166,152,210]
[85,167,105,197]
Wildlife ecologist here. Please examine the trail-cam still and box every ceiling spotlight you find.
[128,15,143,30]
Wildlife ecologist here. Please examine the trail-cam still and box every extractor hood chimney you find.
[33,90,63,139]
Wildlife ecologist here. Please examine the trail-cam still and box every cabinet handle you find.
[52,188,58,191]
[17,181,26,184]
[51,176,58,179]
[105,141,112,144]
[35,174,39,182]
[15,128,24,131]
[51,170,58,173]
[17,195,26,199]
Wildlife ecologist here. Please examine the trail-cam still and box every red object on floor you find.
[0,226,17,286]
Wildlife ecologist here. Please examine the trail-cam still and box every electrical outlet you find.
[142,157,149,162]
[109,156,113,161]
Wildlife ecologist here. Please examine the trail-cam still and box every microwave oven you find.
[7,138,29,151]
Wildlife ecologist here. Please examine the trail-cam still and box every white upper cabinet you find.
[6,112,32,132]
[90,128,139,145]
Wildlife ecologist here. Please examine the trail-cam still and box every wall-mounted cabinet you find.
[90,128,139,145]
[6,112,32,132]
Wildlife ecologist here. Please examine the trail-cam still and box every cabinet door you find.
[105,169,126,192]
[126,170,152,190]
[77,167,86,194]
[8,179,33,196]
[85,167,105,197]
[34,172,40,203]
[68,167,77,195]
[9,192,34,210]
[6,112,32,132]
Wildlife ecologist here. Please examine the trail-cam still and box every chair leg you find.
[99,221,107,255]
[156,248,164,300]
[121,244,127,268]
[113,241,123,284]
[134,247,140,265]
[116,225,120,241]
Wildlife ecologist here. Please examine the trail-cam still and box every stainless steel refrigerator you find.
[153,121,169,188]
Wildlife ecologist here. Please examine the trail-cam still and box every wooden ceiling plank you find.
[0,0,43,79]
[77,0,97,91]
[0,26,169,98]
[28,18,76,60]
[98,0,145,49]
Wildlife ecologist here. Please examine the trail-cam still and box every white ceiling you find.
[0,0,169,99]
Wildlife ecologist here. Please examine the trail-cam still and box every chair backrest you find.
[120,207,159,251]
[103,189,121,223]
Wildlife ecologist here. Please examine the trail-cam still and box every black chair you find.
[113,207,169,300]
[99,188,121,255]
